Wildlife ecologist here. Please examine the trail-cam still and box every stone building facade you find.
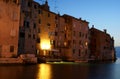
[0,0,116,61]
[0,0,20,57]
[89,26,116,61]
[18,0,39,54]
[62,15,89,61]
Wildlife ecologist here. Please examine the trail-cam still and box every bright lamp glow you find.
[41,39,51,50]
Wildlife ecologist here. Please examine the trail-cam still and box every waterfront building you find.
[18,0,39,55]
[0,0,116,62]
[37,1,61,58]
[0,0,20,57]
[89,26,116,61]
[62,15,89,61]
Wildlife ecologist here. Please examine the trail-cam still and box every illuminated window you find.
[64,42,67,46]
[50,40,55,46]
[64,26,67,30]
[85,42,88,46]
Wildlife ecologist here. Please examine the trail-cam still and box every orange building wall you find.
[0,1,20,57]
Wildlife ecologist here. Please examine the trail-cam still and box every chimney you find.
[92,25,94,28]
[104,29,107,33]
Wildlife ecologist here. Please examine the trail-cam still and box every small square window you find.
[10,46,14,52]
[33,23,36,29]
[33,34,35,39]
[48,13,50,17]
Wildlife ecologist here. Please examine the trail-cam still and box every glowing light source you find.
[40,39,51,50]
[85,42,88,46]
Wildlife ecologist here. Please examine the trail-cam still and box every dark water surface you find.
[0,59,120,79]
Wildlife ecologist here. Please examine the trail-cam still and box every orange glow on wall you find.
[40,39,51,50]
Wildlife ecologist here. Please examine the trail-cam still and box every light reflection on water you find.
[37,64,51,79]
[0,59,120,79]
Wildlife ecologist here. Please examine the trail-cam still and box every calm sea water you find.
[0,58,120,79]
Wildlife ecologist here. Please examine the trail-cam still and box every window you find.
[79,40,81,45]
[73,31,75,36]
[36,38,40,43]
[48,13,50,17]
[73,40,76,44]
[55,16,58,20]
[4,0,9,3]
[33,34,35,39]
[38,10,41,14]
[64,26,67,30]
[24,21,29,28]
[47,23,50,26]
[19,32,25,38]
[38,9,42,14]
[55,32,58,36]
[64,34,66,38]
[33,23,36,29]
[55,24,58,27]
[34,4,37,9]
[79,32,81,37]
[28,34,31,38]
[64,42,67,47]
[28,2,32,7]
[73,49,75,54]
[50,40,55,46]
[38,28,40,33]
[10,46,14,52]
[39,19,41,24]
[13,0,16,3]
